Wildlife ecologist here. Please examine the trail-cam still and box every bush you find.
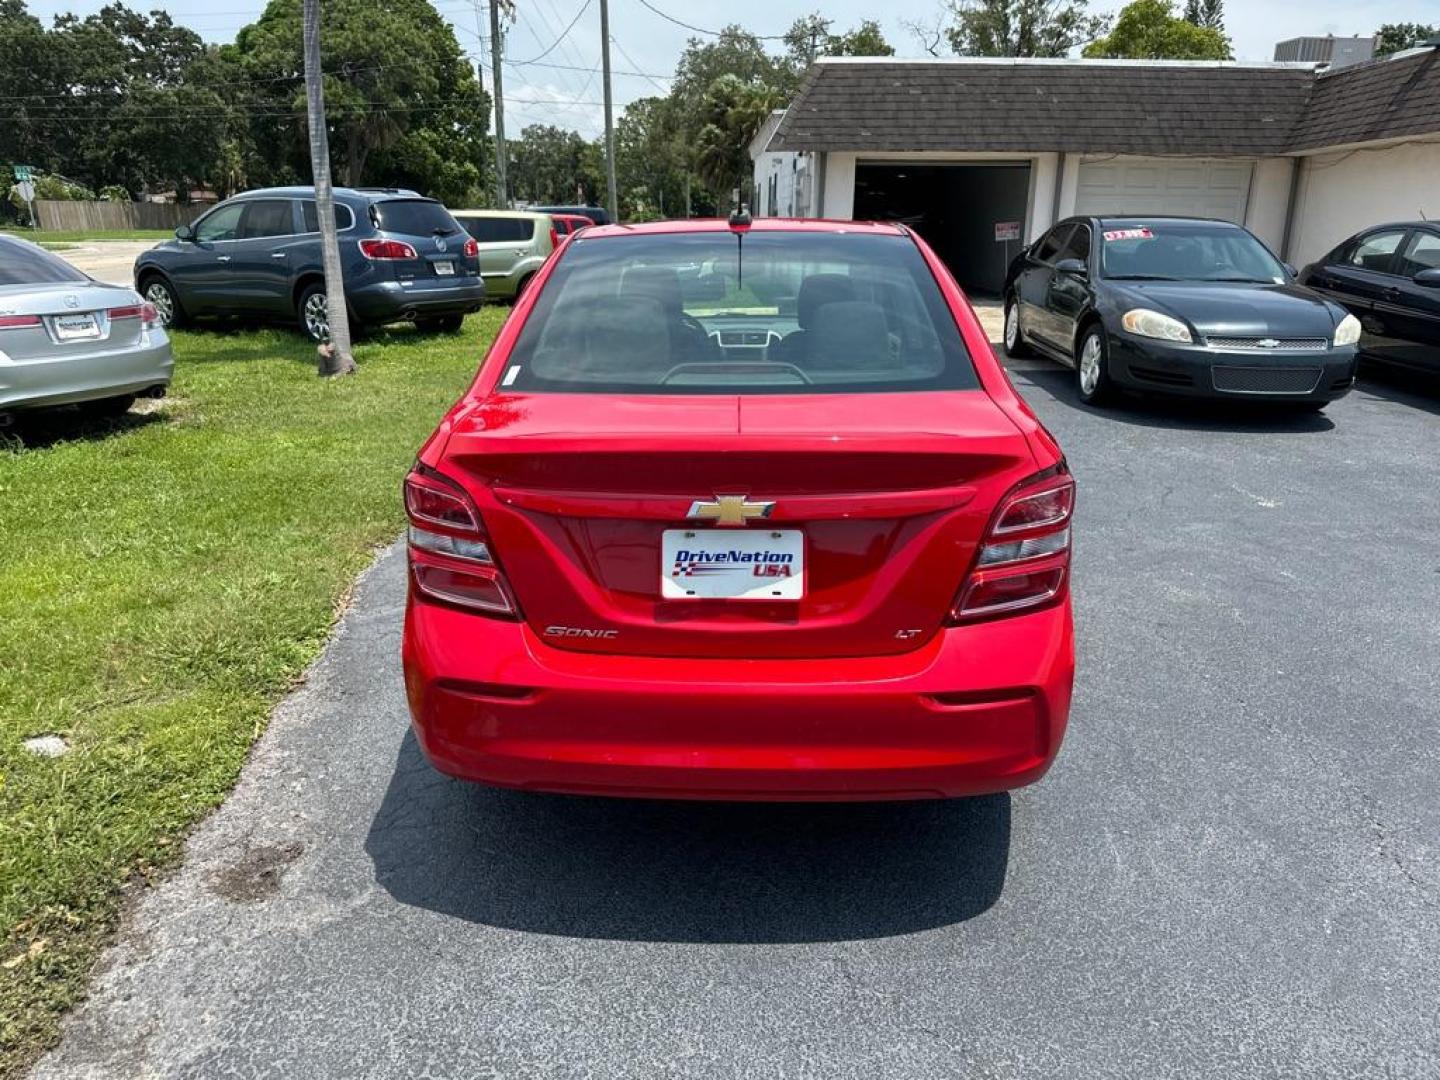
[99,185,132,202]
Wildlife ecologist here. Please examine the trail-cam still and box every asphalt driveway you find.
[49,241,152,287]
[32,361,1440,1079]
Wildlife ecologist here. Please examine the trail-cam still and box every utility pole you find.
[488,0,509,209]
[302,0,355,377]
[599,0,618,221]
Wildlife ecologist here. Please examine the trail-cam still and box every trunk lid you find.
[441,391,1037,658]
[0,283,145,361]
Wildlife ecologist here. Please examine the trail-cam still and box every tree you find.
[693,73,781,205]
[508,124,602,205]
[1375,23,1438,57]
[941,0,1109,57]
[615,95,688,219]
[1085,0,1231,59]
[1182,0,1224,31]
[232,0,488,204]
[302,0,355,377]
[784,13,894,69]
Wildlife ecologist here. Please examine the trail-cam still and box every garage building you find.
[757,44,1440,295]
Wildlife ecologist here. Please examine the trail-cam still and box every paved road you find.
[52,241,152,287]
[33,360,1440,1079]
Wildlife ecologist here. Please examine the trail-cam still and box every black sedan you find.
[1003,216,1360,410]
[1297,222,1440,376]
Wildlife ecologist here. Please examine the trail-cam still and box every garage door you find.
[1076,158,1253,223]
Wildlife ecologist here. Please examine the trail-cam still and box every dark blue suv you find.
[134,187,485,340]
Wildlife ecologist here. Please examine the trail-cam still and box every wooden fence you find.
[33,200,205,233]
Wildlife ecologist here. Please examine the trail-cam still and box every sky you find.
[18,0,1440,138]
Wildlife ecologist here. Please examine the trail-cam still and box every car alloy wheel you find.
[1077,328,1113,405]
[303,291,330,342]
[1002,297,1031,358]
[1078,334,1102,395]
[144,281,175,326]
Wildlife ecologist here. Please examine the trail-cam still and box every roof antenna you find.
[729,188,751,288]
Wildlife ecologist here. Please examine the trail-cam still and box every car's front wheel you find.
[297,283,330,342]
[1002,295,1031,358]
[1076,325,1115,406]
[141,276,185,329]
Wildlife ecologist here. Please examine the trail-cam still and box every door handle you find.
[1382,286,1402,302]
[216,255,231,262]
[271,252,288,259]
[513,249,526,256]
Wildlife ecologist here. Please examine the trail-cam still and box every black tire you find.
[1002,295,1032,358]
[416,314,465,334]
[140,275,186,329]
[513,274,534,302]
[81,393,136,418]
[1288,401,1328,413]
[1076,324,1116,406]
[296,282,330,342]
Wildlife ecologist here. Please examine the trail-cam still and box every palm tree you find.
[302,0,356,376]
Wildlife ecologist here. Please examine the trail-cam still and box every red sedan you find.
[402,217,1075,801]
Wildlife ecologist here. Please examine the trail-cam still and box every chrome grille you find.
[1211,366,1323,394]
[1205,336,1328,351]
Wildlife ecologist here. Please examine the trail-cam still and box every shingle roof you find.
[769,54,1440,158]
[1288,49,1440,151]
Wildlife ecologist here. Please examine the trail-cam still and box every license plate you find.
[662,529,804,600]
[53,313,100,341]
[434,261,455,276]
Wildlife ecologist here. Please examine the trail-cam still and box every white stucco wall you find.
[1027,153,1060,241]
[1288,140,1440,266]
[1243,158,1294,254]
[821,153,857,219]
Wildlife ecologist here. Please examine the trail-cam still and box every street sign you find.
[994,220,1022,242]
[16,180,35,203]
[13,165,33,183]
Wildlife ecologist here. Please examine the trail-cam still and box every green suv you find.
[450,210,558,302]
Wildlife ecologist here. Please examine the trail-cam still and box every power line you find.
[508,0,593,65]
[633,0,784,41]
[610,33,670,94]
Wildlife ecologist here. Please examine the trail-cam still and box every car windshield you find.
[1100,223,1285,283]
[501,230,978,394]
[372,199,461,237]
[0,240,88,285]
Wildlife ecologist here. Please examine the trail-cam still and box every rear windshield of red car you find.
[499,231,979,394]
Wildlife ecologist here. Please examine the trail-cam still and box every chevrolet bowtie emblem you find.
[686,494,774,527]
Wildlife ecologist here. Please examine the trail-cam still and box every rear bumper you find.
[402,595,1074,801]
[1109,335,1358,401]
[0,331,173,411]
[348,278,486,322]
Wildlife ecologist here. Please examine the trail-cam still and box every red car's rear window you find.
[499,232,979,395]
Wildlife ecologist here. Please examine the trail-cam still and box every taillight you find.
[950,464,1074,623]
[359,238,419,260]
[404,467,517,617]
[0,314,42,329]
[110,303,160,328]
[463,237,479,257]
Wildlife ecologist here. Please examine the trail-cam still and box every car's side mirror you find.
[175,224,194,242]
[1054,258,1086,277]
[1415,268,1440,288]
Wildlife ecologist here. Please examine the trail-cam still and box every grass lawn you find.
[0,310,505,1075]
[0,228,173,244]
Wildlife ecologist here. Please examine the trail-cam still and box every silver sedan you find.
[1,234,173,421]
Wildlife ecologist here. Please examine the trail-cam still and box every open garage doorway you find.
[854,162,1031,297]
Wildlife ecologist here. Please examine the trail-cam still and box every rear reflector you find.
[359,238,419,260]
[412,564,515,615]
[0,314,42,329]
